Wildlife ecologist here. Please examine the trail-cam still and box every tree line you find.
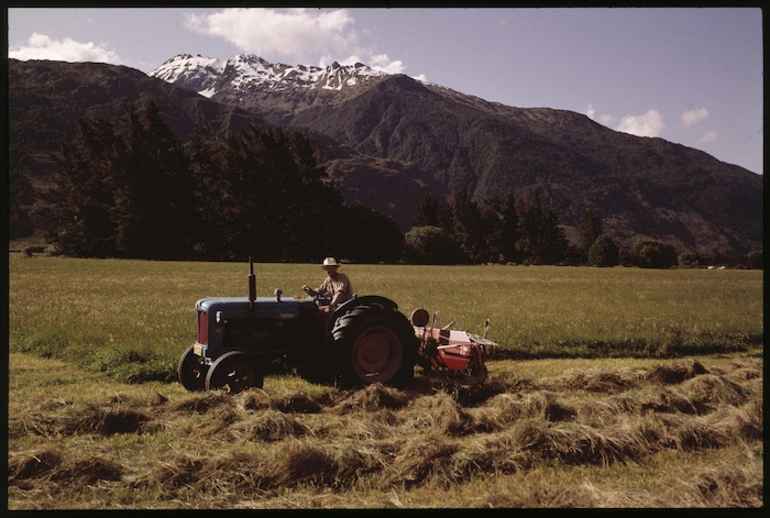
[34,101,403,263]
[404,193,762,269]
[33,101,762,269]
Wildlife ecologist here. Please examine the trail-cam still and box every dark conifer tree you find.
[515,189,567,264]
[413,192,443,228]
[140,101,194,259]
[579,209,604,257]
[500,192,521,263]
[37,118,118,257]
[108,103,193,259]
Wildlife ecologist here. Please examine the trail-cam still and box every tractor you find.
[177,258,496,393]
[177,257,418,393]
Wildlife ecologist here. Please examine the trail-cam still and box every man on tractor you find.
[302,257,353,313]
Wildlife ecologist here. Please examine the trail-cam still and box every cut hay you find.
[449,430,529,477]
[475,392,576,432]
[542,368,637,394]
[678,374,750,411]
[234,409,312,442]
[270,393,325,414]
[71,405,151,435]
[330,383,412,414]
[270,439,383,488]
[384,435,459,488]
[58,456,124,484]
[454,375,527,407]
[168,391,231,414]
[8,450,63,484]
[647,359,708,384]
[515,418,651,466]
[403,391,475,436]
[134,455,205,489]
[238,389,272,411]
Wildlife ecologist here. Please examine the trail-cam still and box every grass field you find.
[7,255,764,508]
[8,255,763,381]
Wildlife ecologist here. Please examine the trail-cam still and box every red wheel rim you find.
[352,325,403,382]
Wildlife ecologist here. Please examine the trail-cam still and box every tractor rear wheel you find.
[205,352,264,393]
[178,345,208,391]
[332,305,417,388]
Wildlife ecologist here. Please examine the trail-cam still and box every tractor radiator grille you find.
[197,311,208,345]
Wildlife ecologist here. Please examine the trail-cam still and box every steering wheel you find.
[303,286,330,306]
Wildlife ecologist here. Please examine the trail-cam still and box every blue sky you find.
[8,7,763,174]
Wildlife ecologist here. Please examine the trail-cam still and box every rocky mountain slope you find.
[151,54,763,255]
[8,59,439,238]
[7,56,762,255]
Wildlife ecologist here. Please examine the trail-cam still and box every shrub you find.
[587,234,619,267]
[630,240,678,269]
[745,251,763,270]
[22,245,46,257]
[404,225,465,264]
[678,252,703,268]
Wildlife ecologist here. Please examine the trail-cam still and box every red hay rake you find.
[410,308,497,383]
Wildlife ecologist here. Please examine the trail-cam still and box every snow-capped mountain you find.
[150,53,389,100]
[143,53,762,255]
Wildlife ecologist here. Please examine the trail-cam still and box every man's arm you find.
[304,278,330,297]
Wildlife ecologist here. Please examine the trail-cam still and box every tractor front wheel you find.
[178,345,208,391]
[205,352,264,393]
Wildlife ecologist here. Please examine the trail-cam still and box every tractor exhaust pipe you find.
[248,255,256,310]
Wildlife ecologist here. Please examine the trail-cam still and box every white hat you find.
[321,257,339,269]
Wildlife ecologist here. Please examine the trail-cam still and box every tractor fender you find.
[329,295,398,330]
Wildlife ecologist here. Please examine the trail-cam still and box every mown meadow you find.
[7,255,764,508]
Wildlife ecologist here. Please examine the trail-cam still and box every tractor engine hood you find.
[196,297,301,321]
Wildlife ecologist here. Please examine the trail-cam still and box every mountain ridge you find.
[8,58,438,236]
[8,56,762,256]
[149,53,761,255]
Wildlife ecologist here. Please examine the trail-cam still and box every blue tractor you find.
[177,258,418,393]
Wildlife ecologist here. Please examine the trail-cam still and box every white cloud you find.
[8,32,121,64]
[585,104,615,127]
[184,8,357,64]
[615,109,664,137]
[699,131,719,143]
[681,107,709,128]
[598,114,615,126]
[368,54,406,74]
[184,8,407,74]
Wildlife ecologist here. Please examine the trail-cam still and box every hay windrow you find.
[330,383,413,414]
[514,418,650,466]
[234,409,312,442]
[238,389,272,411]
[8,450,63,483]
[168,391,231,414]
[541,368,638,394]
[271,392,326,414]
[403,391,475,435]
[647,359,708,384]
[71,405,152,435]
[270,439,384,488]
[134,455,205,488]
[384,435,460,488]
[678,374,750,410]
